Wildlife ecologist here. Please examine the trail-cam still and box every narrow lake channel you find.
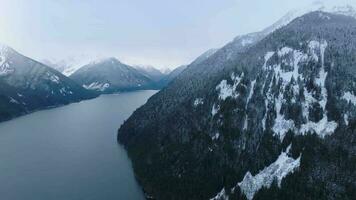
[0,90,157,200]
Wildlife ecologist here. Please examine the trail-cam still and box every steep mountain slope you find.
[70,57,157,93]
[158,48,218,88]
[191,49,219,65]
[0,45,97,122]
[118,12,356,200]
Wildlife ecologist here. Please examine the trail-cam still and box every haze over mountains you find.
[118,3,356,200]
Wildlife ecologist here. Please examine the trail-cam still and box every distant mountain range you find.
[118,3,356,200]
[0,45,192,122]
[0,44,97,122]
[57,49,218,93]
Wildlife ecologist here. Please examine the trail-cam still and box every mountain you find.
[41,59,69,74]
[68,48,217,93]
[118,11,356,200]
[157,48,218,87]
[157,65,187,87]
[70,57,158,93]
[162,68,172,75]
[258,1,356,37]
[0,44,97,122]
[42,56,90,77]
[191,48,219,65]
[133,65,166,82]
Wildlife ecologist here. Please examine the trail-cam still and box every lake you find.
[0,90,157,200]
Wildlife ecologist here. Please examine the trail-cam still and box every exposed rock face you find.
[118,12,356,200]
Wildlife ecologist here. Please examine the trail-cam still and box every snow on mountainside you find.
[210,38,339,200]
[212,145,301,200]
[70,57,158,93]
[118,11,356,200]
[226,1,356,57]
[42,55,98,77]
[261,1,356,35]
[208,14,353,199]
[0,44,97,122]
[237,147,300,200]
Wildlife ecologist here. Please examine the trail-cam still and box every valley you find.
[1,1,356,200]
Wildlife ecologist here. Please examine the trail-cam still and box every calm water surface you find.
[0,90,157,200]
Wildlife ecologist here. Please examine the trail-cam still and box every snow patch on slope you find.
[238,145,300,200]
[271,46,309,140]
[46,72,60,84]
[83,82,110,92]
[246,80,256,109]
[212,104,220,116]
[272,93,296,141]
[9,97,20,104]
[194,98,204,107]
[262,40,338,140]
[342,91,356,106]
[216,73,244,100]
[263,52,275,70]
[210,145,300,200]
[210,188,228,200]
[298,40,337,138]
[212,133,220,141]
[244,80,256,131]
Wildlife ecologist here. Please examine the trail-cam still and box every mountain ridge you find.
[69,57,160,93]
[0,44,97,122]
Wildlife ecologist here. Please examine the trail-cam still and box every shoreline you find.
[0,89,159,125]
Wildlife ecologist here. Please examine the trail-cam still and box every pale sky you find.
[0,0,355,69]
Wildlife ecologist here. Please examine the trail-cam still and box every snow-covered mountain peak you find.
[261,1,356,36]
[329,4,356,18]
[70,56,157,93]
[304,1,356,17]
[226,1,356,62]
[89,57,120,65]
[0,43,15,76]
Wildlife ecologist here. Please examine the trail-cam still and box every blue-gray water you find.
[0,90,157,200]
